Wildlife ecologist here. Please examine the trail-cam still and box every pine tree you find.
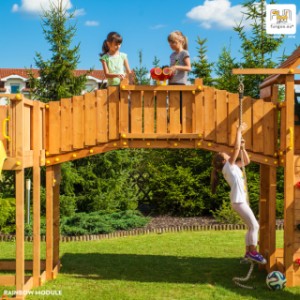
[133,50,150,85]
[214,44,240,93]
[190,37,214,86]
[152,56,160,68]
[28,0,88,102]
[233,0,283,98]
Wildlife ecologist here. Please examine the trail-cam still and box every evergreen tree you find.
[233,0,283,98]
[133,50,150,85]
[190,37,214,86]
[152,56,160,68]
[214,44,240,93]
[28,0,88,102]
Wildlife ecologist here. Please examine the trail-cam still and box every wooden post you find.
[259,164,277,271]
[15,170,25,294]
[53,164,61,272]
[32,101,42,287]
[14,96,25,295]
[284,74,295,286]
[46,166,54,280]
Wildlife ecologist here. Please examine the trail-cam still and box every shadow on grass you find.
[61,253,297,299]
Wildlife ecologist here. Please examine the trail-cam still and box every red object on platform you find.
[150,67,173,81]
[295,258,300,265]
[296,181,300,188]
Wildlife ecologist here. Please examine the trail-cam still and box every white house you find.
[0,68,106,96]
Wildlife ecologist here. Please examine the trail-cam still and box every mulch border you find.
[0,223,284,242]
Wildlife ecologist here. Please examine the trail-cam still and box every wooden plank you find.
[169,91,181,133]
[242,96,253,151]
[120,85,197,91]
[204,87,215,141]
[72,96,84,149]
[120,133,200,139]
[252,99,264,153]
[280,105,286,151]
[263,101,276,156]
[24,104,31,151]
[182,91,193,133]
[227,93,239,146]
[143,91,155,134]
[0,275,16,286]
[84,92,97,146]
[156,91,168,134]
[130,91,142,134]
[108,86,119,140]
[216,90,227,144]
[232,68,300,75]
[194,89,204,136]
[96,89,108,143]
[60,98,72,152]
[48,101,61,154]
[119,89,129,135]
[0,260,45,271]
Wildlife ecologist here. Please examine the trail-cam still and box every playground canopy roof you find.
[260,46,300,88]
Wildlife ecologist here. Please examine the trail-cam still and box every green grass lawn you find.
[0,230,299,299]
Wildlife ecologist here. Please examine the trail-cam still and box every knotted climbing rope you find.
[232,76,255,289]
[238,75,250,205]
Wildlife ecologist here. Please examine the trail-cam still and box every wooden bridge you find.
[0,59,300,297]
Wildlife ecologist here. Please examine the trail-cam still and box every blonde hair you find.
[168,31,188,50]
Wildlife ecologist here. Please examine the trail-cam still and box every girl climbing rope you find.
[211,122,267,266]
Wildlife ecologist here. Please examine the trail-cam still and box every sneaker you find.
[245,251,267,264]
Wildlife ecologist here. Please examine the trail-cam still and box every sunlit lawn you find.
[1,230,299,299]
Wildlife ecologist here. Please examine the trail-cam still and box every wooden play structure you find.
[1,47,300,298]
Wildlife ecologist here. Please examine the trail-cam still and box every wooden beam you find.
[284,74,295,287]
[120,85,201,91]
[232,68,300,75]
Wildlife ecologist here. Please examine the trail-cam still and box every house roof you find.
[260,46,300,88]
[0,68,105,81]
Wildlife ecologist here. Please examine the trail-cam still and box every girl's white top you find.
[222,161,246,203]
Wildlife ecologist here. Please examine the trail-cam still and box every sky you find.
[1,0,300,73]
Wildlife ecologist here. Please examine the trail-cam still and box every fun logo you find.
[266,4,296,35]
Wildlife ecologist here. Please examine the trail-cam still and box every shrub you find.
[0,198,16,234]
[60,210,149,236]
[211,200,243,224]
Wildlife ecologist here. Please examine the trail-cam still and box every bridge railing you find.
[0,95,45,170]
[0,79,281,169]
[119,80,278,157]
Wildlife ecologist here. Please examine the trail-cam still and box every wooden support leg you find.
[284,74,295,287]
[53,165,61,273]
[46,166,54,280]
[32,101,41,287]
[46,164,61,281]
[259,164,277,271]
[15,169,25,294]
[33,163,41,287]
